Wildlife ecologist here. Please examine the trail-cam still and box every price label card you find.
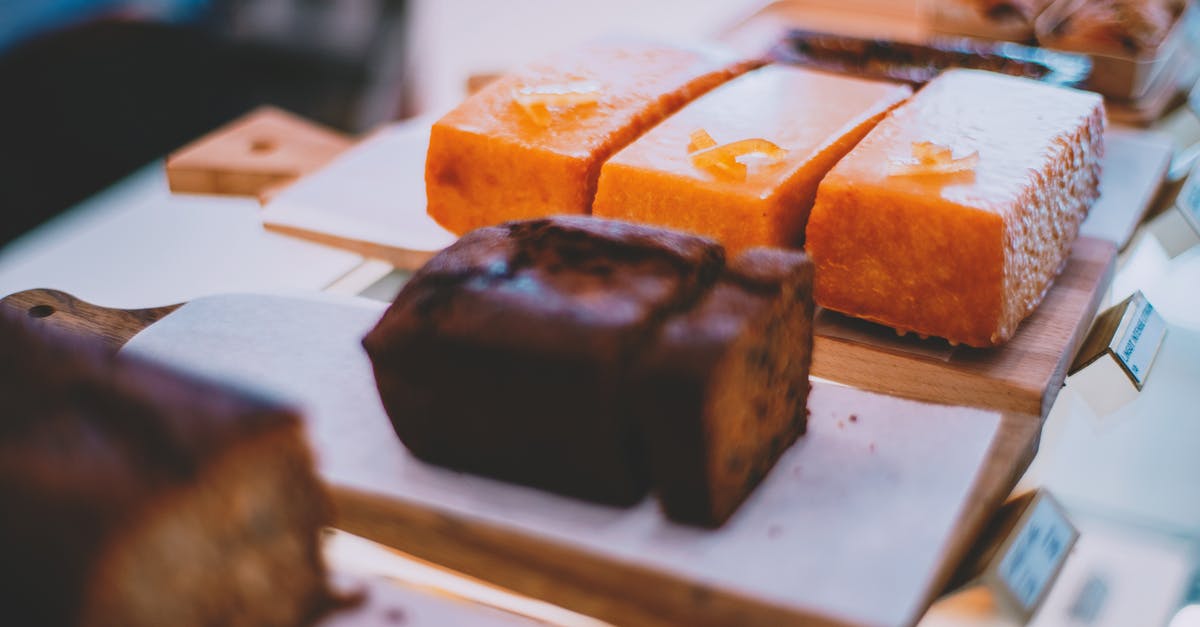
[1069,291,1167,414]
[988,492,1079,622]
[1107,291,1166,389]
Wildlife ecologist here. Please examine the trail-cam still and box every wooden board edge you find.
[1037,238,1117,416]
[811,237,1118,418]
[263,222,438,271]
[331,486,857,627]
[0,288,179,351]
[812,336,1041,415]
[166,167,299,198]
[914,412,1043,621]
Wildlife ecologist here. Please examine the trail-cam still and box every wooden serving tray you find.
[813,236,1116,417]
[2,288,1041,627]
[164,107,1119,419]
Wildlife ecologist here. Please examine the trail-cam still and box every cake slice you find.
[425,40,758,235]
[633,248,814,527]
[806,69,1104,347]
[363,216,725,505]
[593,65,911,252]
[0,309,331,627]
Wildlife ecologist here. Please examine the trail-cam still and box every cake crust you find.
[634,249,815,526]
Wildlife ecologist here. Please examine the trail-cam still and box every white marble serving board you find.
[260,119,454,269]
[260,116,1168,271]
[121,292,1003,627]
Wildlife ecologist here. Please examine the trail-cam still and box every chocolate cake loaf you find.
[634,248,814,527]
[0,308,332,627]
[364,217,815,526]
[363,216,725,505]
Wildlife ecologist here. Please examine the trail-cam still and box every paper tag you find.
[1069,290,1167,407]
[995,495,1078,617]
[946,491,1079,623]
[1108,292,1166,389]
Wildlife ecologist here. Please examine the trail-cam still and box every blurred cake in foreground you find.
[806,69,1104,347]
[425,40,758,235]
[0,308,332,627]
[927,0,1054,41]
[593,65,911,252]
[1038,0,1186,56]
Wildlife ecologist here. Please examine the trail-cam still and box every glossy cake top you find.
[823,68,1104,212]
[435,40,744,158]
[604,65,912,197]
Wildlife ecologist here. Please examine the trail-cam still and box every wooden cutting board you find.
[813,236,1115,418]
[1,288,1039,627]
[318,574,543,627]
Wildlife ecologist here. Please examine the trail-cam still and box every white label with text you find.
[1109,293,1166,388]
[997,498,1075,611]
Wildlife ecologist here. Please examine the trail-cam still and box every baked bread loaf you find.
[594,65,910,252]
[634,248,814,527]
[364,217,815,526]
[0,308,332,627]
[363,216,725,505]
[806,69,1104,347]
[425,40,758,235]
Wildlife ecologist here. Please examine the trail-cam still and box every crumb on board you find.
[767,525,783,539]
[849,414,858,423]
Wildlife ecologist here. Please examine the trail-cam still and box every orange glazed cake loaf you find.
[426,41,758,235]
[806,69,1105,347]
[593,65,911,252]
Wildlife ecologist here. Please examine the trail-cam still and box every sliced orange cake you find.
[806,69,1105,347]
[426,40,757,235]
[592,65,911,252]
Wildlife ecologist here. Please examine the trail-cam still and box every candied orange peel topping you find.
[512,81,601,126]
[888,141,978,177]
[688,129,718,153]
[687,129,787,181]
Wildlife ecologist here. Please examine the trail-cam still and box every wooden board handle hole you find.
[249,138,277,154]
[27,304,54,318]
